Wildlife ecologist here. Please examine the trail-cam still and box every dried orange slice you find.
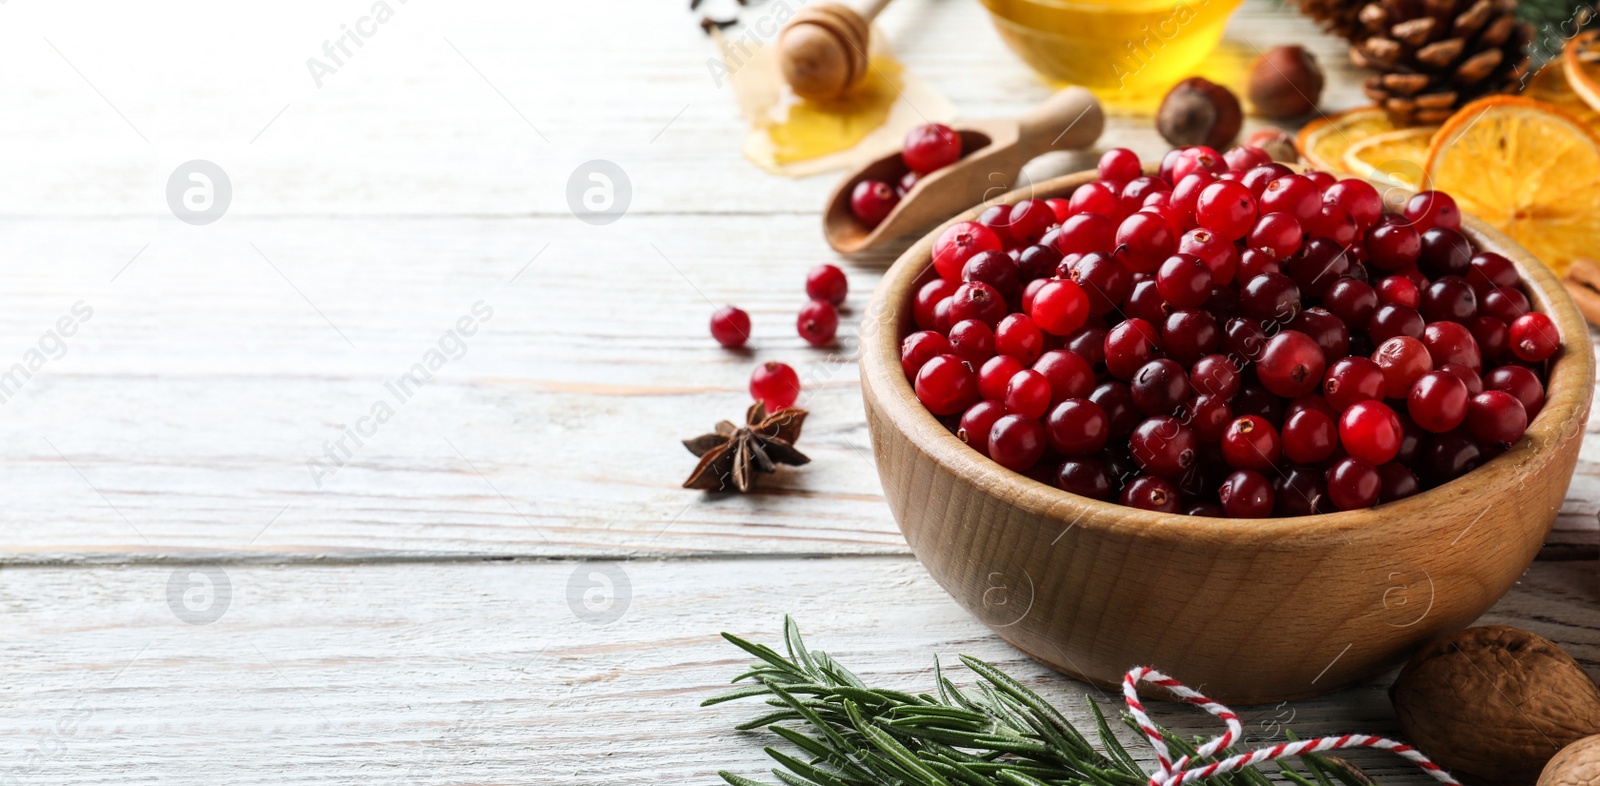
[1562,30,1600,114]
[1341,127,1437,190]
[1296,106,1399,174]
[1527,60,1600,126]
[1424,96,1600,277]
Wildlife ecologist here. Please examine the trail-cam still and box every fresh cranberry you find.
[1098,148,1142,182]
[1378,462,1421,502]
[1057,457,1114,499]
[1466,390,1528,445]
[1248,212,1304,259]
[1282,408,1337,464]
[1178,228,1238,286]
[1375,276,1420,309]
[1218,469,1275,518]
[1131,416,1198,478]
[1045,197,1072,224]
[914,354,978,415]
[978,354,1025,402]
[949,282,1008,327]
[1064,325,1108,367]
[1187,393,1233,442]
[1195,180,1257,241]
[961,251,1020,300]
[1222,316,1268,364]
[1068,182,1118,217]
[1070,252,1132,315]
[1480,286,1531,325]
[1257,330,1325,398]
[1004,369,1053,419]
[914,278,958,331]
[1224,145,1272,172]
[1172,146,1228,182]
[1239,272,1302,322]
[1419,276,1478,323]
[1365,223,1421,271]
[1122,475,1181,512]
[1170,172,1217,221]
[1046,398,1110,456]
[903,123,961,174]
[1237,248,1281,281]
[1421,432,1483,485]
[988,414,1046,472]
[1161,309,1221,365]
[1439,362,1483,395]
[1406,370,1469,433]
[1032,349,1095,404]
[1017,244,1063,281]
[1323,356,1385,411]
[850,180,898,228]
[1007,199,1056,246]
[1285,238,1350,298]
[1156,253,1214,308]
[1322,278,1378,329]
[947,319,995,363]
[1233,383,1285,426]
[1103,318,1161,380]
[1028,279,1090,336]
[1323,179,1383,229]
[1131,358,1191,416]
[1090,381,1141,438]
[1417,227,1472,279]
[1125,279,1169,325]
[750,361,801,411]
[710,306,751,348]
[1421,321,1482,373]
[1221,415,1281,471]
[994,313,1044,363]
[797,300,839,346]
[1327,457,1381,510]
[1339,400,1402,464]
[1307,203,1359,247]
[1191,354,1241,399]
[1485,365,1544,419]
[1054,212,1116,256]
[933,222,1002,282]
[901,331,952,379]
[1509,312,1560,361]
[1367,304,1424,343]
[1259,175,1321,222]
[1239,163,1293,198]
[1372,336,1432,398]
[804,264,849,307]
[1402,190,1461,231]
[1468,252,1519,295]
[1287,308,1349,359]
[1274,466,1330,516]
[957,400,1007,456]
[1114,212,1178,274]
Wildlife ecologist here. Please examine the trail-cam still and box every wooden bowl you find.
[860,170,1595,703]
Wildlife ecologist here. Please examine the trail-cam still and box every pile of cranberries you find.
[851,123,963,229]
[901,145,1562,516]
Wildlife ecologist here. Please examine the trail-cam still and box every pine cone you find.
[1291,0,1370,39]
[1351,0,1533,125]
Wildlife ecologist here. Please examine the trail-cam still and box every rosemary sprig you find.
[706,618,1380,786]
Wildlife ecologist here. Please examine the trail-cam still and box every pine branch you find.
[706,618,1384,786]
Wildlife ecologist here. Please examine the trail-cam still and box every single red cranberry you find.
[1407,370,1469,433]
[1323,179,1382,229]
[1468,252,1519,295]
[1223,316,1267,364]
[1365,223,1421,271]
[750,361,801,411]
[1237,248,1281,280]
[1421,321,1482,373]
[994,313,1044,363]
[1131,358,1191,416]
[1372,335,1432,398]
[947,319,996,363]
[1339,400,1402,464]
[1046,398,1110,456]
[1068,181,1118,217]
[1260,175,1321,222]
[1218,469,1274,517]
[1161,309,1221,366]
[1195,180,1258,241]
[1121,177,1171,216]
[1178,228,1239,285]
[1509,312,1560,361]
[850,180,898,228]
[1378,462,1421,502]
[1248,212,1304,259]
[806,264,849,306]
[1485,365,1544,419]
[903,123,961,174]
[979,354,1025,402]
[1221,414,1281,471]
[987,414,1046,472]
[1480,286,1531,326]
[1224,145,1272,172]
[1323,356,1386,411]
[1191,354,1241,399]
[1284,238,1350,298]
[1122,475,1182,512]
[933,222,1002,282]
[1098,148,1143,182]
[1007,200,1056,246]
[710,305,751,348]
[1325,273,1381,328]
[1017,244,1063,281]
[1282,408,1337,464]
[1239,272,1302,323]
[961,251,1020,300]
[1375,275,1420,309]
[914,278,958,331]
[1470,316,1513,363]
[957,400,1007,456]
[1307,204,1360,247]
[1417,227,1472,279]
[1114,212,1178,274]
[1155,253,1214,308]
[901,330,952,379]
[1466,390,1528,445]
[1105,319,1163,380]
[1367,304,1425,343]
[949,281,1008,327]
[1170,172,1217,220]
[914,355,978,415]
[1439,362,1483,395]
[1057,457,1114,500]
[797,300,839,346]
[1421,432,1483,485]
[1090,381,1141,438]
[1402,190,1460,231]
[1064,325,1108,367]
[1257,330,1325,398]
[1071,252,1132,315]
[1286,308,1349,360]
[1327,457,1381,510]
[1171,146,1228,182]
[1419,276,1478,323]
[1130,416,1199,478]
[1028,279,1090,336]
[1273,466,1330,516]
[1125,279,1170,326]
[1239,163,1293,198]
[1032,349,1095,404]
[1187,393,1233,442]
[1004,369,1053,419]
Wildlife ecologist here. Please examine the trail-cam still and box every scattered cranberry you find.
[710,306,751,348]
[751,361,800,412]
[797,300,838,346]
[850,180,898,229]
[806,264,848,306]
[903,123,962,175]
[1098,148,1143,182]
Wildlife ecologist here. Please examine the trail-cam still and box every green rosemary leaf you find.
[720,770,777,786]
[995,770,1056,786]
[1292,736,1336,786]
[765,746,856,786]
[772,770,828,786]
[845,699,954,786]
[785,617,820,673]
[828,686,920,708]
[736,711,805,731]
[724,632,812,679]
[815,653,867,690]
[960,656,1089,752]
[765,680,857,753]
[1277,761,1320,786]
[767,725,878,783]
[1087,698,1141,775]
[705,685,781,706]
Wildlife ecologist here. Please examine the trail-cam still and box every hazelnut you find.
[1541,735,1600,786]
[1156,77,1243,149]
[1248,45,1325,119]
[1390,626,1600,785]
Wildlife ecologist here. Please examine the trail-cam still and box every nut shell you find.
[1391,626,1600,786]
[1541,735,1600,786]
[1248,45,1325,119]
[1156,77,1242,149]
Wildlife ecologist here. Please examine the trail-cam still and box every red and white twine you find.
[1120,667,1460,786]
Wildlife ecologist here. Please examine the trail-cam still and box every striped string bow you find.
[1121,666,1460,786]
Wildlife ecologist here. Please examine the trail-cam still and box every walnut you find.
[1391,626,1600,786]
[1541,735,1600,786]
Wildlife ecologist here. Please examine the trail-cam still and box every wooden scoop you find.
[823,87,1105,255]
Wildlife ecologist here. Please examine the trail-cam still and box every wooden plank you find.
[0,556,1590,784]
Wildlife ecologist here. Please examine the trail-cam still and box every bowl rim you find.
[860,169,1595,544]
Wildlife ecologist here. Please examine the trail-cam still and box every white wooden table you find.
[0,1,1596,783]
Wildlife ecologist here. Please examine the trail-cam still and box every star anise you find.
[682,402,810,492]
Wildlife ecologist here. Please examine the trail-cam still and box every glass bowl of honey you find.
[979,0,1243,98]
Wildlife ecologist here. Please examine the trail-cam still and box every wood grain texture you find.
[0,556,1589,785]
[860,170,1595,701]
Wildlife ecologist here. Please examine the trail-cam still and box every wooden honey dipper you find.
[777,0,894,101]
